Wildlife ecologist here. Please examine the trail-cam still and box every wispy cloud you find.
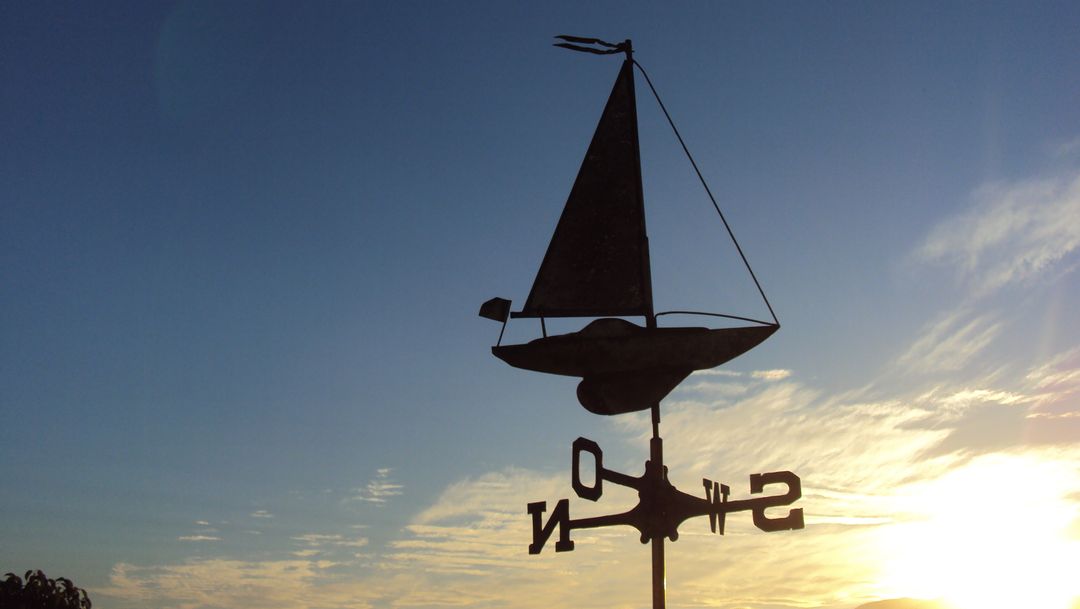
[913,170,1080,295]
[98,560,353,609]
[1020,347,1080,437]
[250,510,273,519]
[752,368,792,381]
[350,467,404,504]
[677,379,749,397]
[382,368,1078,608]
[99,349,1080,609]
[292,533,369,549]
[896,310,1002,373]
[690,368,744,377]
[177,535,220,542]
[1026,347,1080,390]
[936,388,1029,409]
[1027,410,1080,419]
[1053,135,1080,158]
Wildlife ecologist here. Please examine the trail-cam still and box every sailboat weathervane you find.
[479,36,802,609]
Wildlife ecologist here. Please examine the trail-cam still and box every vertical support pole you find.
[650,403,665,609]
[652,535,665,609]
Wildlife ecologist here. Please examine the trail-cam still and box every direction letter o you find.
[572,437,603,501]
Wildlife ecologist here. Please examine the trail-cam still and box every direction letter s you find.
[749,471,805,532]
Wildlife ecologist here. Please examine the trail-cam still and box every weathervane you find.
[480,36,803,609]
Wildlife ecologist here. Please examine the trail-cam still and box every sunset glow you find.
[3,4,1080,609]
[877,454,1080,609]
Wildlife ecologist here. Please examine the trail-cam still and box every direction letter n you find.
[527,499,574,554]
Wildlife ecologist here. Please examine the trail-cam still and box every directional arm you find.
[664,470,804,536]
[530,437,804,553]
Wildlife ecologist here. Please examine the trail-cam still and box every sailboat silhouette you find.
[481,38,777,415]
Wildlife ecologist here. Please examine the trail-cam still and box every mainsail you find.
[515,58,653,320]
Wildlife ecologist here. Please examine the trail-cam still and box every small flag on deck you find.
[478,297,512,322]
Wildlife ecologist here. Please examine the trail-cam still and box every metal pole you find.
[652,535,665,609]
[650,403,665,609]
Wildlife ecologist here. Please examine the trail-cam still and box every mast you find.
[622,40,657,329]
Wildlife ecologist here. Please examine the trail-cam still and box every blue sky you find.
[2,2,1079,608]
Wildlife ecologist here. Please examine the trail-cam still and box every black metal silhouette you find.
[515,55,652,322]
[528,405,803,609]
[480,36,802,609]
[484,37,778,416]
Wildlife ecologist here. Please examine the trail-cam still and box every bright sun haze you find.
[876,454,1080,609]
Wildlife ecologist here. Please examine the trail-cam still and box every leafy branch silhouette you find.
[1,570,92,609]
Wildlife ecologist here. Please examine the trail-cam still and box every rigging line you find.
[654,310,774,327]
[632,60,780,327]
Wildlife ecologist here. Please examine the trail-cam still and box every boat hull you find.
[492,318,777,415]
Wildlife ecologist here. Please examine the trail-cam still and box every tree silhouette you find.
[0,570,91,609]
